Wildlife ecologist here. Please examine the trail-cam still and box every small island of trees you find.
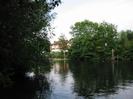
[68,20,133,62]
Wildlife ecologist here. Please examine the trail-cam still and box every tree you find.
[58,34,69,51]
[69,20,118,61]
[50,35,69,58]
[0,0,61,87]
[118,30,133,60]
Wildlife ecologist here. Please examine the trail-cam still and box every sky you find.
[50,0,133,42]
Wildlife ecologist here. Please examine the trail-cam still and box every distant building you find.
[50,40,71,52]
[50,41,61,52]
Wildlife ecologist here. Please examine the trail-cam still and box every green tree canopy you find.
[0,0,61,87]
[118,30,133,60]
[69,20,118,61]
[58,34,69,51]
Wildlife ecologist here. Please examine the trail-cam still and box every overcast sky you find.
[50,0,133,42]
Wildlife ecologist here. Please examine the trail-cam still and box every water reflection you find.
[0,64,51,99]
[52,61,69,83]
[69,61,133,99]
[45,60,75,99]
[41,60,133,99]
[2,61,133,99]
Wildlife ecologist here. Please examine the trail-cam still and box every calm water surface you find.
[43,60,133,99]
[2,60,133,99]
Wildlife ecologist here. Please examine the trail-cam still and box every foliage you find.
[0,0,61,87]
[50,51,64,58]
[69,20,118,61]
[58,34,69,51]
[69,20,133,61]
[50,35,69,58]
[118,30,133,60]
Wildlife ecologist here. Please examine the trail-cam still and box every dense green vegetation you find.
[69,61,133,98]
[69,20,133,61]
[50,51,64,58]
[50,35,69,58]
[0,0,61,87]
[58,35,69,51]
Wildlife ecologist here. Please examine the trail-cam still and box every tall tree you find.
[119,30,133,60]
[0,0,61,87]
[69,20,118,61]
[58,34,69,51]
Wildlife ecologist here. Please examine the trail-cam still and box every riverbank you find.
[49,58,69,61]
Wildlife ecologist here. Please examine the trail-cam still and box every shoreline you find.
[49,58,69,61]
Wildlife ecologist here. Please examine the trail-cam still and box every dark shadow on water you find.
[1,60,133,99]
[1,76,51,99]
[69,61,133,98]
[0,64,51,99]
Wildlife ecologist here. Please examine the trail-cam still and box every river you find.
[43,60,133,99]
[2,60,133,99]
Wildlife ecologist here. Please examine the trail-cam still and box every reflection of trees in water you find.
[35,75,52,99]
[0,64,51,99]
[53,60,69,83]
[69,61,133,98]
[0,76,51,99]
[53,60,69,74]
[32,64,52,99]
